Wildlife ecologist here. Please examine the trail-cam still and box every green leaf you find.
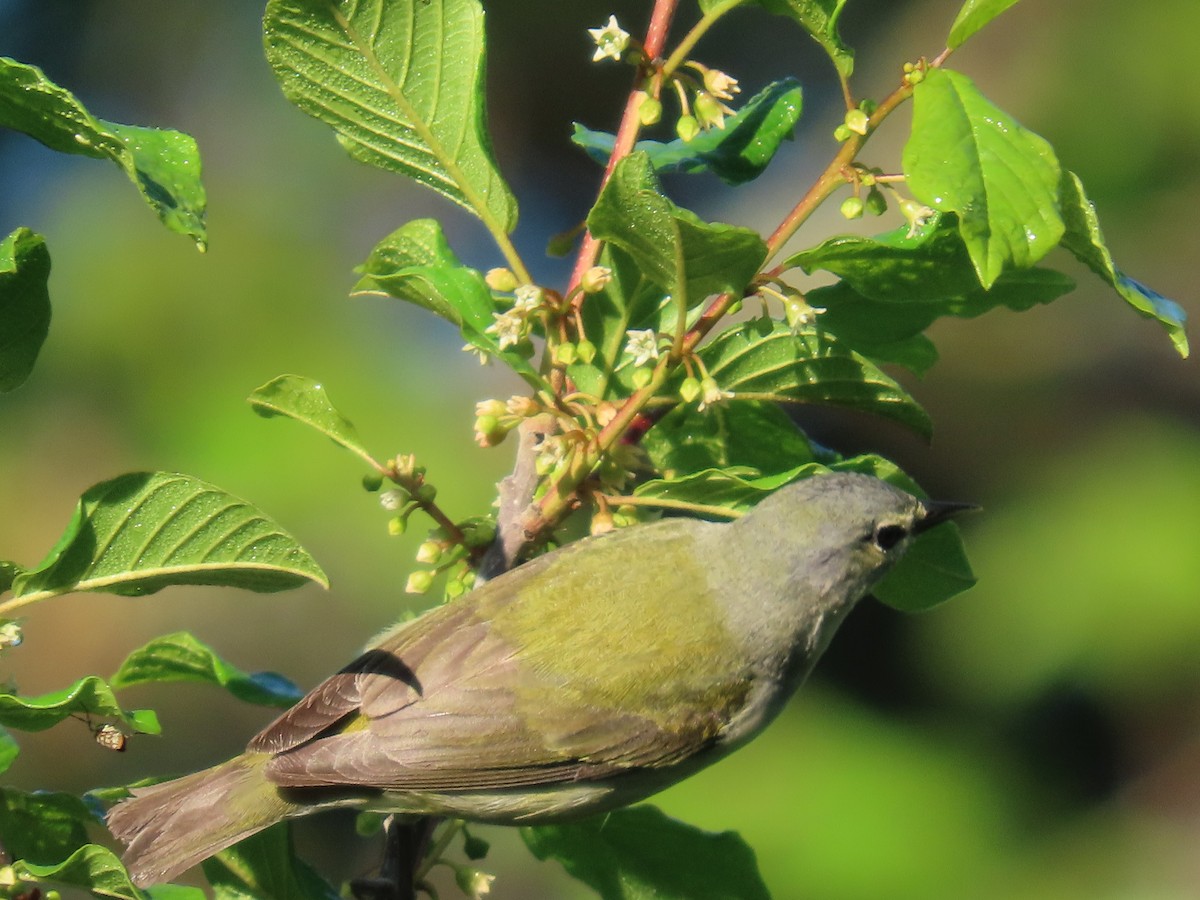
[0,727,18,774]
[6,472,328,606]
[947,0,1023,49]
[903,68,1063,288]
[0,58,207,247]
[1059,171,1188,357]
[635,465,816,516]
[352,219,494,332]
[567,245,673,399]
[203,822,341,900]
[696,319,932,437]
[351,219,545,388]
[111,632,303,707]
[829,454,976,610]
[14,844,145,900]
[587,153,767,309]
[720,0,853,78]
[0,675,159,735]
[247,375,377,469]
[642,400,820,479]
[264,0,517,232]
[524,805,770,900]
[572,79,803,185]
[0,788,94,865]
[0,227,51,392]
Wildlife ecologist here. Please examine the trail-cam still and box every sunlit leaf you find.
[903,68,1063,288]
[111,632,303,707]
[0,58,207,247]
[264,0,517,231]
[0,675,159,735]
[352,219,545,387]
[572,79,803,185]
[588,153,767,309]
[948,0,1023,49]
[14,844,144,900]
[7,472,328,606]
[524,805,771,900]
[1059,171,1188,357]
[248,375,377,469]
[0,227,51,392]
[696,319,931,437]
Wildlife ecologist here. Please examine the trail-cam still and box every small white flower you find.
[588,15,630,62]
[697,377,734,412]
[461,342,490,365]
[624,328,659,367]
[704,69,741,102]
[0,620,22,650]
[486,309,525,350]
[511,284,544,313]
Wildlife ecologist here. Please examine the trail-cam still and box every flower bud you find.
[416,540,442,564]
[580,266,613,294]
[675,114,700,142]
[575,339,598,364]
[379,488,407,511]
[361,472,383,492]
[553,343,578,366]
[844,108,869,136]
[636,93,663,126]
[387,515,407,536]
[864,187,888,216]
[840,196,865,220]
[454,866,496,900]
[416,483,438,503]
[405,570,434,594]
[679,376,702,403]
[833,123,852,142]
[463,831,491,860]
[485,268,519,292]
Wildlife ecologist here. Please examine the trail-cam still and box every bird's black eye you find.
[872,523,908,551]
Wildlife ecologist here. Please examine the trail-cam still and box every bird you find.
[108,472,971,886]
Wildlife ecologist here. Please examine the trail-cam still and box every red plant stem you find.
[566,0,679,302]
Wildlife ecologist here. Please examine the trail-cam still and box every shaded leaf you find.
[1059,171,1188,357]
[7,472,328,606]
[903,68,1063,287]
[204,822,341,900]
[524,805,770,900]
[717,0,853,78]
[642,400,821,479]
[587,153,767,308]
[264,0,517,231]
[572,79,803,185]
[0,58,207,247]
[0,727,18,774]
[0,675,159,735]
[14,844,144,900]
[696,319,931,436]
[0,227,51,392]
[0,789,94,865]
[111,632,303,707]
[248,375,376,469]
[948,0,1023,49]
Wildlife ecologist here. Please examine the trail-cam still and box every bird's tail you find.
[107,752,293,887]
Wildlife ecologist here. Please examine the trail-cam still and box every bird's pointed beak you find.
[915,499,979,534]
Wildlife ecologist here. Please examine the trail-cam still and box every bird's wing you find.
[250,523,750,792]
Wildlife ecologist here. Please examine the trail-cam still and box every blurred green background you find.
[2,1,1199,897]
